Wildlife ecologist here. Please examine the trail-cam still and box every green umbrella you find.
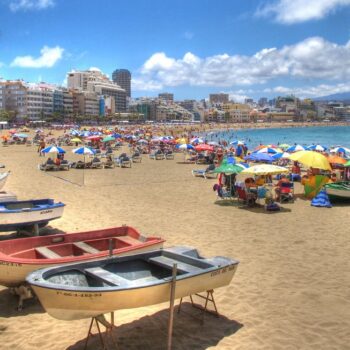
[214,163,244,174]
[102,135,115,142]
[344,160,350,167]
[279,143,290,150]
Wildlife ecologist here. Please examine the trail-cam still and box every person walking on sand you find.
[38,140,46,157]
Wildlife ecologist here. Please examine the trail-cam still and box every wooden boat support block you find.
[73,242,100,254]
[148,256,202,274]
[35,247,61,259]
[84,267,130,286]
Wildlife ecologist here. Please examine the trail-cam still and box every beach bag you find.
[266,202,280,211]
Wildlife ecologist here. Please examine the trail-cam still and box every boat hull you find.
[31,264,238,320]
[0,242,163,287]
[0,207,64,231]
[325,182,350,201]
[0,172,9,191]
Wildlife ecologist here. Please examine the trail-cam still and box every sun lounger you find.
[131,152,142,163]
[91,159,103,169]
[39,162,58,171]
[103,159,115,169]
[165,151,174,160]
[115,155,132,168]
[59,160,70,171]
[192,165,217,179]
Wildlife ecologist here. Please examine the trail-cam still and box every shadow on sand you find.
[67,303,243,350]
[0,288,44,318]
[0,225,66,241]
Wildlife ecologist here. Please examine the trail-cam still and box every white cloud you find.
[133,37,350,91]
[9,0,55,12]
[10,46,64,68]
[256,0,350,24]
[263,82,350,98]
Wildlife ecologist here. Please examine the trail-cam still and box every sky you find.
[0,0,350,101]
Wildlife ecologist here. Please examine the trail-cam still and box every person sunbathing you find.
[275,175,291,200]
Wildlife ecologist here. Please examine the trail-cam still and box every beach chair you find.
[165,151,174,160]
[39,162,58,171]
[115,154,132,168]
[59,160,70,171]
[131,152,142,163]
[91,158,103,169]
[196,153,208,165]
[279,182,294,203]
[213,184,234,200]
[236,186,256,206]
[192,164,217,179]
[103,159,115,169]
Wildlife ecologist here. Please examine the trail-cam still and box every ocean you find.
[203,125,350,149]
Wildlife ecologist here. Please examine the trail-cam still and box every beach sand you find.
[0,135,349,349]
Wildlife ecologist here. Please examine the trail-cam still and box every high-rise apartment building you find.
[68,68,127,112]
[112,69,131,98]
[0,81,27,118]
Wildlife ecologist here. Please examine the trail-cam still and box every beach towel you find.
[311,189,332,208]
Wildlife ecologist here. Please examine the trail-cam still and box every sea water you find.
[203,125,350,149]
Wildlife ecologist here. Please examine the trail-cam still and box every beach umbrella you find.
[72,146,95,155]
[176,144,194,150]
[241,164,289,176]
[327,155,347,165]
[214,163,244,174]
[208,141,220,146]
[306,144,327,152]
[288,151,331,170]
[137,139,148,144]
[230,140,245,146]
[190,137,204,144]
[35,129,43,133]
[329,147,350,154]
[195,144,214,152]
[42,145,66,154]
[9,129,17,134]
[286,145,306,152]
[254,147,279,154]
[176,138,187,144]
[344,160,350,167]
[71,138,82,143]
[102,135,115,142]
[279,143,291,150]
[245,153,274,163]
[112,133,122,139]
[272,152,291,160]
[87,135,102,141]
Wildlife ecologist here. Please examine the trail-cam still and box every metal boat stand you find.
[84,312,117,350]
[178,289,219,324]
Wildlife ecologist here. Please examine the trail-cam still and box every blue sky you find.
[0,0,350,101]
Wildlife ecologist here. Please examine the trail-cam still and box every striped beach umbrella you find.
[306,144,327,152]
[176,144,194,150]
[286,145,306,153]
[330,147,350,154]
[254,147,279,154]
[42,145,66,154]
[72,147,95,155]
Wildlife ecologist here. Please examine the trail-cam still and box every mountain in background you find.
[313,92,350,101]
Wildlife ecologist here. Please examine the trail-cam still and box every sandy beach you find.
[0,129,349,350]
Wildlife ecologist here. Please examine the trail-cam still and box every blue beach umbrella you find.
[254,147,278,154]
[42,145,66,154]
[306,144,327,152]
[272,152,291,160]
[72,147,95,155]
[330,147,350,154]
[176,144,194,150]
[286,144,306,153]
[230,140,245,146]
[245,153,274,163]
[14,133,28,138]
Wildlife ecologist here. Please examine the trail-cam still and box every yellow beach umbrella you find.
[288,151,331,170]
[176,138,187,144]
[241,164,289,175]
[71,138,82,143]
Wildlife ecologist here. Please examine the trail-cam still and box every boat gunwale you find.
[0,201,65,214]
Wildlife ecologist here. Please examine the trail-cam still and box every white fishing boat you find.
[0,199,65,232]
[325,181,350,201]
[0,172,10,190]
[27,246,239,320]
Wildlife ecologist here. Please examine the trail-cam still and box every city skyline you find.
[0,0,349,101]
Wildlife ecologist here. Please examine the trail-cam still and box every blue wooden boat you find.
[0,199,65,232]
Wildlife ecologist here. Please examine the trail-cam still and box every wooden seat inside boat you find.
[116,236,141,246]
[36,247,61,259]
[148,256,203,274]
[84,267,130,286]
[73,242,100,254]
